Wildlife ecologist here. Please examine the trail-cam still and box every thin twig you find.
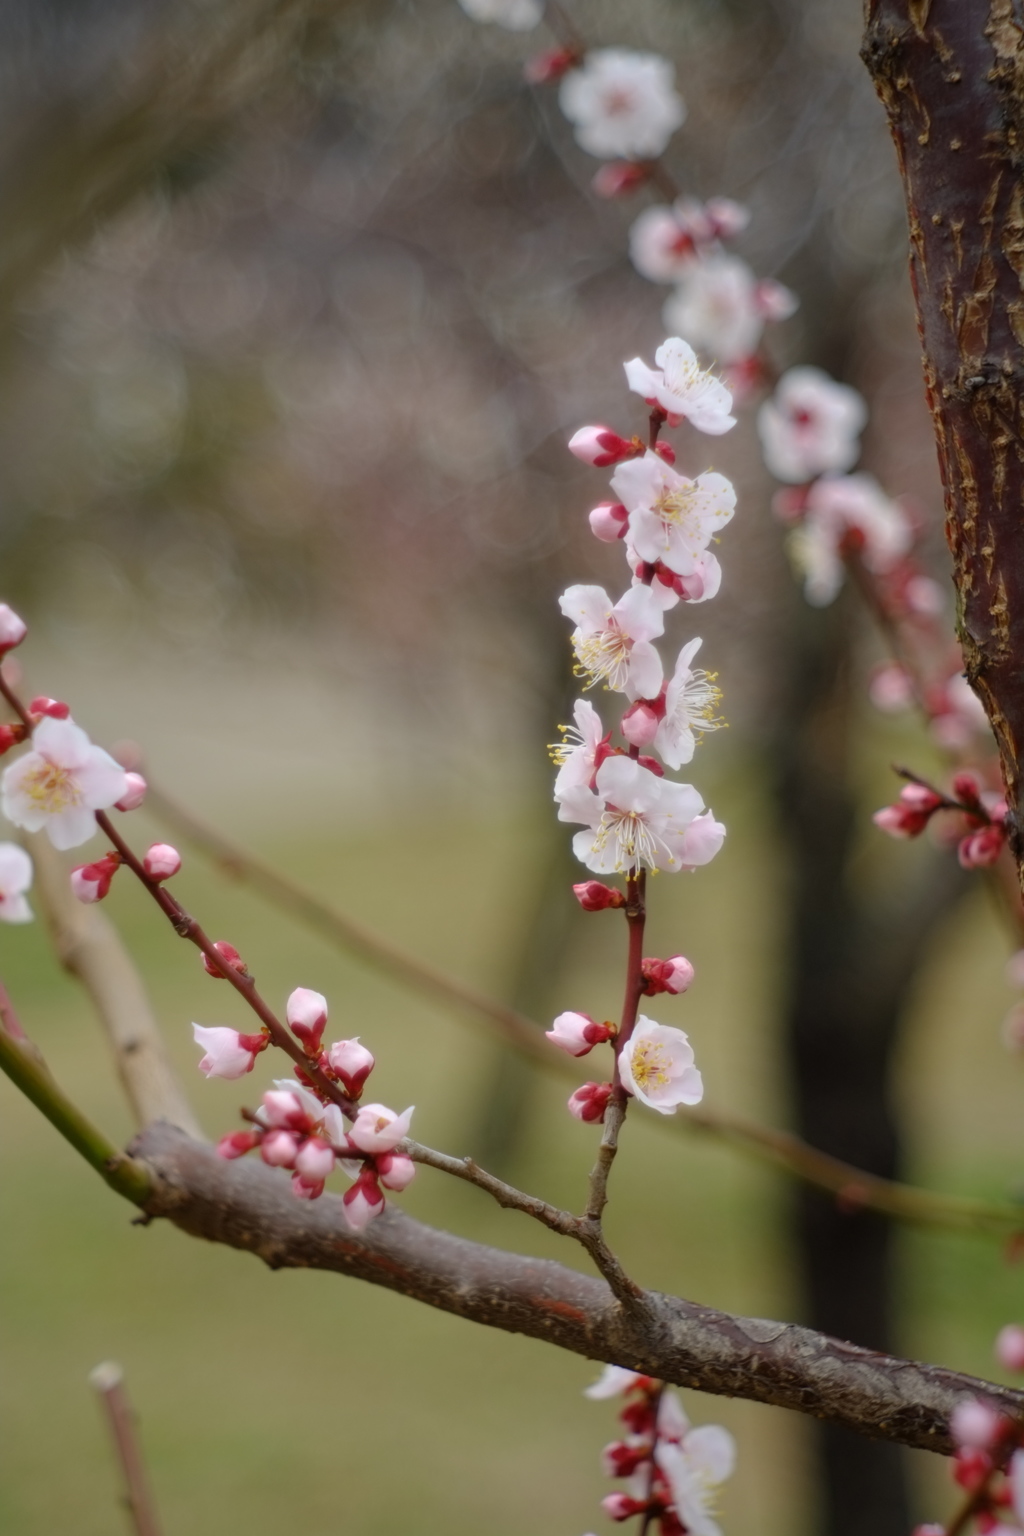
[89,1362,164,1536]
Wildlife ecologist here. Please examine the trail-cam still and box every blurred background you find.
[0,1,1022,1533]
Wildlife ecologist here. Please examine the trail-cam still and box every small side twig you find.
[89,1362,164,1536]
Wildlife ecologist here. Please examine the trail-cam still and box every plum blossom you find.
[377,1153,417,1191]
[951,1398,1005,1450]
[558,756,719,875]
[569,426,640,467]
[788,474,913,605]
[996,1325,1024,1373]
[611,453,736,577]
[654,638,723,769]
[0,604,27,654]
[930,673,991,752]
[552,699,609,796]
[641,955,695,995]
[654,1421,736,1536]
[625,338,735,435]
[327,1036,375,1097]
[663,253,797,365]
[626,541,724,608]
[343,1167,386,1230]
[1,716,128,850]
[628,199,751,285]
[0,842,32,923]
[115,771,148,811]
[457,0,543,29]
[347,1102,414,1155]
[546,1010,615,1057]
[192,1024,266,1080]
[143,843,181,881]
[618,1017,703,1113]
[873,783,943,840]
[568,1081,613,1122]
[758,366,867,483]
[286,986,328,1051]
[559,584,665,698]
[558,50,685,161]
[585,1365,645,1400]
[572,880,625,912]
[71,853,121,904]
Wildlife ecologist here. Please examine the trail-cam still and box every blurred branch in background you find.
[89,1362,165,1536]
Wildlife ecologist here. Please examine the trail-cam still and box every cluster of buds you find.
[70,840,181,904]
[584,1365,735,1535]
[873,773,1008,871]
[551,1010,703,1122]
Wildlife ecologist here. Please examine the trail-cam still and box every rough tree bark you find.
[863,0,1024,873]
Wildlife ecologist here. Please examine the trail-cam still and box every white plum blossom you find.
[629,205,700,285]
[0,603,27,653]
[1,716,127,851]
[192,1025,262,1081]
[663,253,798,365]
[611,452,736,577]
[624,338,736,435]
[456,0,543,28]
[558,50,685,161]
[584,1365,644,1400]
[618,1017,703,1113]
[347,1102,414,1155]
[655,638,724,769]
[558,756,718,875]
[789,474,913,605]
[677,809,726,868]
[758,365,867,483]
[559,584,665,699]
[0,842,32,923]
[653,1421,736,1536]
[552,699,607,796]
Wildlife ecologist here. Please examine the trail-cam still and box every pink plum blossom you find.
[192,1024,265,1080]
[347,1102,414,1155]
[654,638,723,769]
[294,1137,335,1184]
[950,1398,1004,1450]
[873,783,942,839]
[611,453,736,577]
[558,756,714,876]
[457,0,544,28]
[258,1079,325,1130]
[261,1129,299,1167]
[663,253,797,365]
[546,1010,615,1057]
[589,502,629,542]
[558,50,685,161]
[788,474,913,606]
[217,1130,261,1160]
[377,1153,417,1191]
[202,940,248,979]
[674,196,750,246]
[958,822,1005,869]
[996,1324,1024,1373]
[327,1036,375,1096]
[869,662,915,713]
[0,603,27,654]
[930,673,991,752]
[618,1017,703,1114]
[641,955,695,996]
[624,338,736,435]
[1,716,128,850]
[568,1081,613,1122]
[343,1167,386,1230]
[0,842,32,923]
[286,986,328,1050]
[29,696,69,720]
[758,365,867,483]
[568,426,639,467]
[115,771,148,811]
[572,881,625,912]
[70,853,121,904]
[143,843,181,881]
[559,584,665,698]
[620,698,662,749]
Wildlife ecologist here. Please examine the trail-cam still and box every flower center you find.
[601,87,636,117]
[630,1038,672,1091]
[654,483,700,531]
[679,670,724,737]
[574,622,632,691]
[24,759,80,814]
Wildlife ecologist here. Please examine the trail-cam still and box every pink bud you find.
[589,502,629,542]
[261,1129,300,1167]
[202,941,248,979]
[911,1526,947,1536]
[591,161,650,198]
[523,45,579,84]
[343,1169,385,1231]
[756,278,799,320]
[675,568,707,601]
[70,853,121,904]
[620,700,661,748]
[295,1137,335,1183]
[952,771,983,807]
[115,772,148,812]
[567,1081,613,1123]
[652,439,676,465]
[899,783,943,813]
[291,1173,325,1201]
[873,802,932,840]
[286,986,328,1051]
[869,664,914,714]
[0,603,27,654]
[996,1325,1024,1373]
[953,1446,992,1490]
[0,723,25,756]
[573,881,626,912]
[546,1011,615,1057]
[602,1493,646,1521]
[641,955,695,995]
[636,754,664,778]
[143,843,181,881]
[28,696,70,720]
[568,425,638,468]
[601,1440,649,1478]
[958,824,1005,869]
[951,1398,1004,1450]
[217,1130,261,1160]
[377,1153,417,1191]
[193,1024,264,1080]
[327,1036,375,1096]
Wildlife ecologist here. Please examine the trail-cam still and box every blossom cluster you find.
[920,1330,1024,1536]
[204,985,415,1227]
[583,1365,736,1536]
[873,772,1007,871]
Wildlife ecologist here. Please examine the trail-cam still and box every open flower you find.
[558,50,685,160]
[664,253,797,365]
[611,453,736,577]
[0,843,32,923]
[558,756,715,875]
[347,1102,414,1155]
[788,474,913,606]
[192,1025,266,1080]
[552,699,610,796]
[584,1365,645,1400]
[1,716,128,850]
[624,338,735,435]
[654,639,724,768]
[653,1422,736,1536]
[559,584,665,699]
[618,1017,703,1113]
[758,366,867,483]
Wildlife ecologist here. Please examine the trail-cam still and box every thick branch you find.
[135,1122,1022,1456]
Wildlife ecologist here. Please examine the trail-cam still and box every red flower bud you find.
[202,941,249,979]
[572,881,626,911]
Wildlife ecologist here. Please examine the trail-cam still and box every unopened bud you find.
[0,604,27,655]
[377,1153,417,1191]
[327,1036,375,1096]
[115,772,147,812]
[589,502,629,542]
[286,986,328,1051]
[591,161,650,198]
[572,881,625,912]
[523,45,579,84]
[996,1324,1024,1373]
[0,722,26,756]
[952,771,983,807]
[217,1130,261,1160]
[621,700,661,748]
[70,853,121,904]
[567,1081,613,1123]
[261,1129,300,1168]
[202,941,248,979]
[143,843,181,881]
[652,439,676,465]
[568,425,639,468]
[28,696,70,720]
[951,1397,1004,1451]
[546,1010,615,1057]
[641,955,695,995]
[958,824,1005,869]
[601,1493,646,1521]
[636,754,664,777]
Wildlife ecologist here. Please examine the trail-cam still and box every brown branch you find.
[133,1120,1024,1456]
[27,832,201,1137]
[89,1363,165,1536]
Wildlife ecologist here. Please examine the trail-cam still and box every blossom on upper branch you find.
[664,253,797,367]
[611,453,736,578]
[619,1017,703,1113]
[787,474,913,606]
[457,0,543,29]
[559,584,665,698]
[625,338,736,435]
[0,842,32,923]
[628,199,751,285]
[1,716,128,850]
[758,366,867,483]
[558,50,685,161]
[558,756,723,875]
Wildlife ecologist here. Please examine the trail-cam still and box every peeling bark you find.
[863,0,1024,874]
[135,1123,1023,1456]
